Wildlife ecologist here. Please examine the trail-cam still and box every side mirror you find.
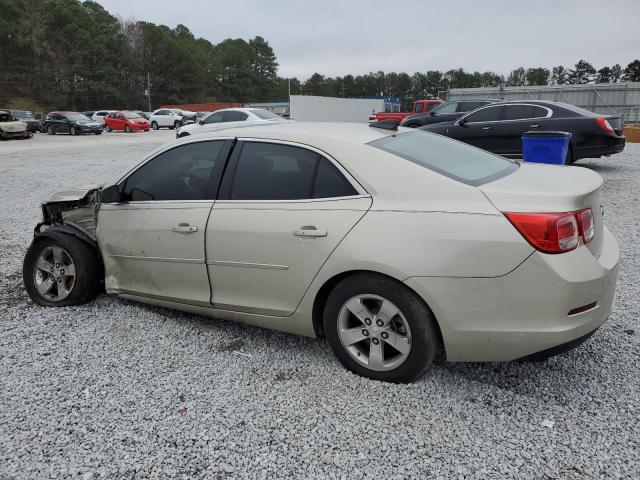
[198,119,204,125]
[101,185,121,203]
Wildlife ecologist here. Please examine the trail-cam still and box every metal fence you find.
[446,82,640,124]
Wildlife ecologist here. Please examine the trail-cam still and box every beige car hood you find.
[46,186,101,203]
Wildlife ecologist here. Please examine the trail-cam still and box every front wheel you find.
[23,233,102,307]
[173,120,181,129]
[105,125,112,132]
[151,121,159,130]
[125,125,132,133]
[47,125,55,135]
[323,273,441,383]
[70,126,77,136]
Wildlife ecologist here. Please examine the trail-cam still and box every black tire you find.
[70,126,77,136]
[23,233,102,307]
[105,125,111,132]
[323,273,441,383]
[94,131,102,135]
[405,123,420,128]
[173,120,181,129]
[151,121,159,130]
[125,125,132,133]
[565,145,574,165]
[178,132,190,138]
[47,125,55,135]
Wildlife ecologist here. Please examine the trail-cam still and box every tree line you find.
[1,0,639,113]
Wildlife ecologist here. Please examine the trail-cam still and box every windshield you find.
[124,111,141,119]
[368,131,518,186]
[13,110,33,119]
[68,113,91,121]
[250,109,281,120]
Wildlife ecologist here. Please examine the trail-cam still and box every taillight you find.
[504,208,594,254]
[596,117,614,133]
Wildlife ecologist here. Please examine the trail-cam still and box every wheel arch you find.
[33,224,104,275]
[311,269,445,357]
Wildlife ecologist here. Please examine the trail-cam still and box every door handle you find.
[482,126,491,130]
[529,124,540,128]
[172,224,197,233]
[293,226,327,238]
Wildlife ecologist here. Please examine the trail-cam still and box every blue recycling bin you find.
[521,131,572,165]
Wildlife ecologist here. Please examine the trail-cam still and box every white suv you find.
[176,108,287,137]
[149,109,186,130]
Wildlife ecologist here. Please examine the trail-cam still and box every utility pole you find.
[146,73,152,111]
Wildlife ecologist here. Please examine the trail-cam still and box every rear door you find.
[207,139,372,316]
[497,104,552,156]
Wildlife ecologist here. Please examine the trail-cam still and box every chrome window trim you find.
[233,137,369,197]
[215,194,371,205]
[455,103,553,126]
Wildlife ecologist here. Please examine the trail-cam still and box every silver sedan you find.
[23,122,619,382]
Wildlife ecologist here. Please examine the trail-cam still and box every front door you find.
[498,104,552,156]
[454,105,504,151]
[207,140,371,316]
[97,139,231,305]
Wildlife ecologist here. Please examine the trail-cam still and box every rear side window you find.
[415,103,424,113]
[435,102,458,114]
[227,142,357,200]
[502,105,535,120]
[368,131,518,186]
[225,111,248,122]
[464,106,502,123]
[122,141,225,201]
[532,106,549,118]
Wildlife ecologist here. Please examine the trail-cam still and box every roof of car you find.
[191,121,398,145]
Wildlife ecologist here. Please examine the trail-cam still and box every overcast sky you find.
[97,0,640,79]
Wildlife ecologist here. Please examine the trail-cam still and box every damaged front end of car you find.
[35,186,102,245]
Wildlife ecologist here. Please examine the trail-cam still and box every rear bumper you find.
[405,226,619,362]
[575,135,625,159]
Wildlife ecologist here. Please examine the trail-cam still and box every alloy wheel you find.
[337,294,412,371]
[33,246,77,302]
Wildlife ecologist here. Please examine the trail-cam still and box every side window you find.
[457,102,478,112]
[122,141,225,201]
[414,103,424,113]
[229,143,319,200]
[427,102,440,112]
[204,112,224,124]
[435,102,458,114]
[532,106,549,118]
[313,158,358,198]
[464,106,503,123]
[502,105,535,121]
[224,111,249,122]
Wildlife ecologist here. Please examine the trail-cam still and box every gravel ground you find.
[0,132,638,480]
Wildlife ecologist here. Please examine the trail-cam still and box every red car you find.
[368,99,443,123]
[104,111,150,132]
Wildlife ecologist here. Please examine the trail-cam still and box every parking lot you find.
[0,132,638,479]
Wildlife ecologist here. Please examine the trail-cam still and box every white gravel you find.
[0,132,638,479]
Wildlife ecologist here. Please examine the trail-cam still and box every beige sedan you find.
[23,123,619,382]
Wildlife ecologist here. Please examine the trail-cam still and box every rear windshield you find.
[368,131,518,186]
[250,109,281,120]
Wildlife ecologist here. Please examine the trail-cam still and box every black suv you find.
[399,99,498,128]
[44,111,103,135]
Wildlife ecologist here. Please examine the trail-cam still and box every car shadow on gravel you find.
[574,160,622,173]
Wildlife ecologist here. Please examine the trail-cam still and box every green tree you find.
[525,67,550,86]
[610,64,623,82]
[506,67,526,86]
[550,66,568,85]
[623,60,640,82]
[568,60,596,84]
[596,66,611,83]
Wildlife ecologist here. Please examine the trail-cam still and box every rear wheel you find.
[47,125,55,135]
[23,234,101,307]
[323,273,441,383]
[70,126,77,136]
[125,125,132,133]
[151,121,159,130]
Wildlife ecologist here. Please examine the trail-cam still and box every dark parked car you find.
[6,109,43,132]
[44,111,104,135]
[420,100,625,163]
[399,99,497,128]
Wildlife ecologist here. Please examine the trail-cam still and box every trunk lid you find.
[480,163,604,257]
